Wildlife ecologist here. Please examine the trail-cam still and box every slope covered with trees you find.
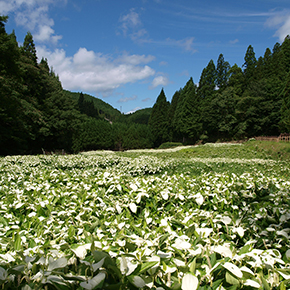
[1,15,290,155]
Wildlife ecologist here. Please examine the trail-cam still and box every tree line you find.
[1,15,290,155]
[149,41,290,147]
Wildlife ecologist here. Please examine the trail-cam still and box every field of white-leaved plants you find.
[0,144,290,289]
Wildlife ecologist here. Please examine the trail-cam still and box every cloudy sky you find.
[1,0,290,113]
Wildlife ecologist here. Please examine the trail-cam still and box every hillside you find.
[63,90,121,121]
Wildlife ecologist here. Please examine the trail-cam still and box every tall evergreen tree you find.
[22,31,37,65]
[149,88,170,147]
[197,59,216,99]
[168,90,180,141]
[243,45,257,80]
[173,78,202,143]
[198,60,217,138]
[216,53,230,90]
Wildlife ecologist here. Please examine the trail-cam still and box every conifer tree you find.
[149,88,170,147]
[173,78,202,143]
[22,31,37,65]
[168,90,180,141]
[197,59,216,98]
[243,45,256,80]
[216,53,230,90]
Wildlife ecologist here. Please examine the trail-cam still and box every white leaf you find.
[181,273,198,290]
[162,264,177,274]
[277,270,290,280]
[160,218,168,226]
[194,193,204,205]
[172,237,191,250]
[196,227,213,237]
[244,279,260,288]
[212,245,232,258]
[223,262,243,278]
[92,257,105,272]
[80,272,106,290]
[276,230,289,239]
[130,183,138,191]
[240,266,255,276]
[116,204,122,214]
[221,216,232,225]
[120,257,138,276]
[234,227,244,237]
[161,191,169,200]
[129,203,137,213]
[47,257,67,271]
[72,245,87,260]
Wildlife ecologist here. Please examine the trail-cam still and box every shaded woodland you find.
[1,15,290,155]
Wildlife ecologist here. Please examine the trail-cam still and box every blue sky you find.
[1,0,290,114]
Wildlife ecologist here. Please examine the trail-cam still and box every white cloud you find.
[266,10,290,42]
[118,8,150,43]
[0,0,63,44]
[159,61,168,66]
[150,75,169,89]
[34,24,62,43]
[120,8,142,35]
[117,53,155,65]
[166,37,197,53]
[125,107,141,115]
[117,95,137,103]
[229,38,239,45]
[36,46,156,94]
[142,97,151,102]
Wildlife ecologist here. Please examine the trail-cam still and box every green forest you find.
[1,15,290,155]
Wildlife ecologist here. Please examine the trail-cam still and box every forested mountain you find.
[1,15,290,155]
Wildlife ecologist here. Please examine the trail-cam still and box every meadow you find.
[0,141,289,289]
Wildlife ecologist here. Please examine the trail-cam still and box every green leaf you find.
[280,281,286,290]
[139,261,158,274]
[14,233,22,250]
[189,258,196,274]
[93,251,110,263]
[0,267,7,281]
[261,275,270,290]
[225,272,240,285]
[211,278,223,290]
[9,264,25,274]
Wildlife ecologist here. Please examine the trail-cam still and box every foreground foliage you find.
[0,143,290,289]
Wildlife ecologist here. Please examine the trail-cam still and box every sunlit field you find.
[0,142,290,289]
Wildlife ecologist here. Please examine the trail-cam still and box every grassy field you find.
[0,141,289,289]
